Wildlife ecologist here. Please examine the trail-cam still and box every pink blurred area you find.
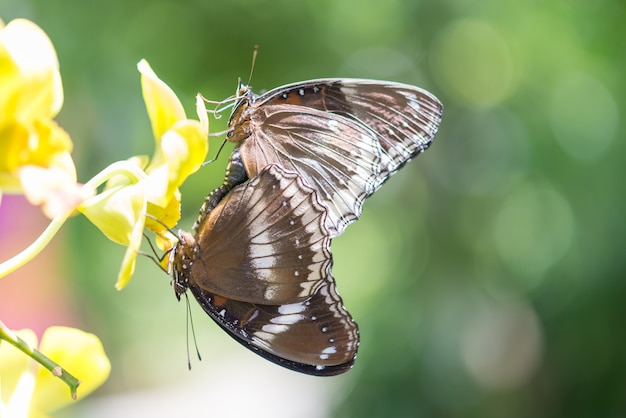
[0,194,79,337]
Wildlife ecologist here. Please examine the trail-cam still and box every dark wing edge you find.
[188,281,359,376]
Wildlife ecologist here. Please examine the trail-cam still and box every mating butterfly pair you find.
[170,78,443,376]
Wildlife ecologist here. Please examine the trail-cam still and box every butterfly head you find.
[227,81,253,144]
[171,230,198,300]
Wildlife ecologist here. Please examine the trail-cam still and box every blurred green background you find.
[1,0,625,416]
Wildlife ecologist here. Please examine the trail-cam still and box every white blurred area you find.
[73,349,344,417]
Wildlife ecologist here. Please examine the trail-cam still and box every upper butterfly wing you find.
[237,107,383,236]
[229,78,442,236]
[190,164,332,305]
[188,278,359,376]
[314,79,443,186]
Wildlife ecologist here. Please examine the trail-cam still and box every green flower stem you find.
[0,160,146,280]
[0,321,80,400]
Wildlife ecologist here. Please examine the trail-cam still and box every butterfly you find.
[171,164,359,376]
[220,78,443,237]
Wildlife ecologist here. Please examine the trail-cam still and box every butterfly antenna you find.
[247,44,259,86]
[185,292,202,370]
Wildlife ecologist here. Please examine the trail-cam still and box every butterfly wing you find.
[189,164,333,305]
[235,107,383,236]
[228,78,443,236]
[316,79,443,185]
[187,278,359,376]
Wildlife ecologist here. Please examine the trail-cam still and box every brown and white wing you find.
[318,79,443,186]
[231,78,442,236]
[189,164,332,305]
[239,107,383,236]
[188,278,359,376]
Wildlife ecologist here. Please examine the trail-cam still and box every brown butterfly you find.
[220,78,443,237]
[171,164,358,376]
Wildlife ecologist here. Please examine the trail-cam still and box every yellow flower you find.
[78,60,209,289]
[0,326,111,418]
[0,18,86,218]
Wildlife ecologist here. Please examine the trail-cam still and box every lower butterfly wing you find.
[187,279,359,376]
[190,164,333,305]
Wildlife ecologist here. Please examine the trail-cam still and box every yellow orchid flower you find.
[0,325,111,418]
[0,18,209,291]
[0,18,86,218]
[78,60,209,289]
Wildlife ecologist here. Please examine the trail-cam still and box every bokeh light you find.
[550,73,619,161]
[493,181,575,290]
[430,19,516,107]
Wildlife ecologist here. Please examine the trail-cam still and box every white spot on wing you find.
[262,323,289,334]
[264,286,277,300]
[328,119,340,132]
[248,309,259,322]
[270,313,305,325]
[319,345,338,360]
[322,346,337,354]
[278,303,307,314]
[408,100,421,112]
